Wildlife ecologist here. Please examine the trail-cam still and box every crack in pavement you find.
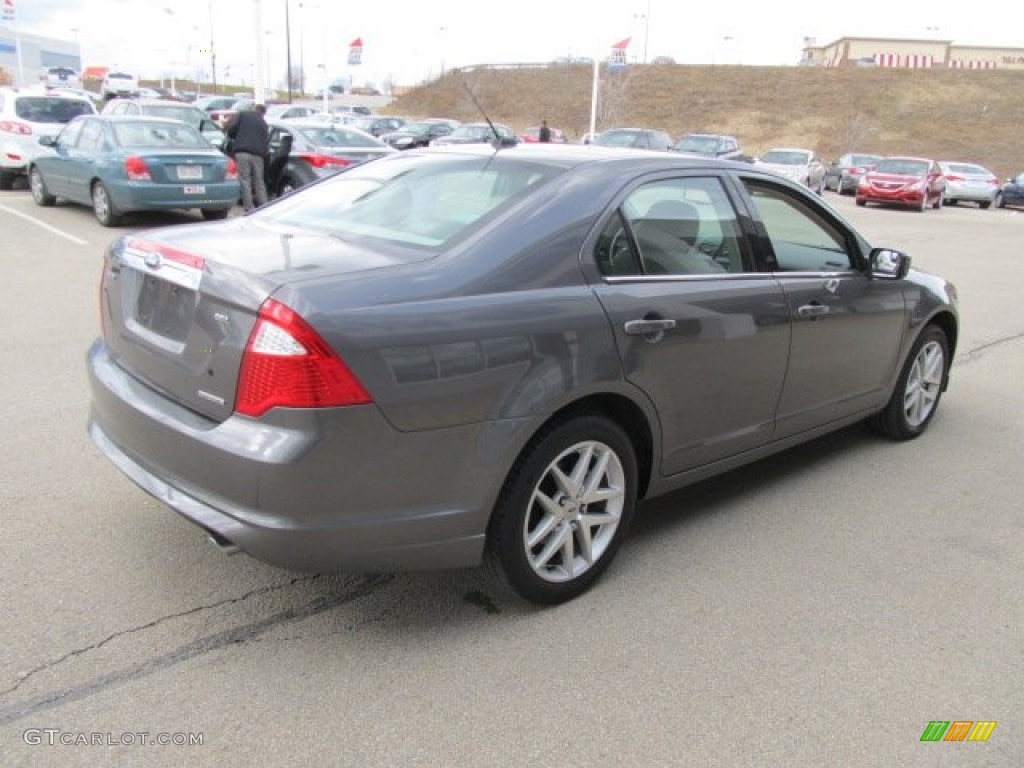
[1,574,324,699]
[0,573,394,727]
[954,331,1024,366]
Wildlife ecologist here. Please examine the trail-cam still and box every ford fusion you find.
[87,144,958,604]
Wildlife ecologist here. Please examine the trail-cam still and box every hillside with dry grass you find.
[389,64,1024,179]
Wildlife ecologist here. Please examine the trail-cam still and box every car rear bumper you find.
[945,186,997,203]
[107,180,241,212]
[87,339,491,572]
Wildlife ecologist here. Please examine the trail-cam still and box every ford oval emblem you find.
[144,252,162,269]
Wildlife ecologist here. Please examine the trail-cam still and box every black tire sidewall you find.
[487,415,638,604]
[875,326,949,440]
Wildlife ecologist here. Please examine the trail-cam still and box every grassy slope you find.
[390,64,1024,179]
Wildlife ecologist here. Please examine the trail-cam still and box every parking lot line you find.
[0,203,89,246]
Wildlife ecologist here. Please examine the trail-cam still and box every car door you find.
[589,173,791,475]
[38,118,85,198]
[62,118,109,205]
[737,176,907,438]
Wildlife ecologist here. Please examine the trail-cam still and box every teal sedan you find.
[29,115,240,226]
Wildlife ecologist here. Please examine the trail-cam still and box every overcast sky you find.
[7,0,1020,88]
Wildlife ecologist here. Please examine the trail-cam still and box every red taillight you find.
[225,157,238,180]
[297,153,352,169]
[0,120,32,135]
[124,156,151,181]
[944,174,964,182]
[987,178,999,186]
[235,299,372,417]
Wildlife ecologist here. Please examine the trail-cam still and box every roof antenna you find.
[460,77,515,148]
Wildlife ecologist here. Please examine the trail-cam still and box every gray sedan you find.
[87,145,958,604]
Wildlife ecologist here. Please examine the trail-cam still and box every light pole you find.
[208,0,217,92]
[285,0,293,102]
[632,0,651,64]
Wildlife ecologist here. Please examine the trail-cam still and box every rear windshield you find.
[259,153,564,248]
[296,125,382,147]
[142,104,205,127]
[15,96,93,124]
[112,121,209,148]
[944,163,989,175]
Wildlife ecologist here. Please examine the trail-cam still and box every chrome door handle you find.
[624,318,677,335]
[797,304,829,320]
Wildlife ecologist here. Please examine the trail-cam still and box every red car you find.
[519,125,567,143]
[855,156,946,211]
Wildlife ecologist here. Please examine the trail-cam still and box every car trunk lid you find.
[100,219,432,422]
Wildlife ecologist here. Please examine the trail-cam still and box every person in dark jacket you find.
[225,103,270,211]
[539,120,551,143]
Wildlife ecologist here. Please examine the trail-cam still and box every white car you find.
[937,161,1000,209]
[756,147,826,194]
[101,72,139,100]
[42,66,82,91]
[0,86,96,190]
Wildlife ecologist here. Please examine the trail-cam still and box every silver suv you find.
[0,87,96,190]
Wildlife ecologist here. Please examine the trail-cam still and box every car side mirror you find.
[870,248,910,279]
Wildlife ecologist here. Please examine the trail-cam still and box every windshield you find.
[595,130,641,147]
[144,104,205,127]
[258,154,563,247]
[874,158,929,175]
[850,154,881,166]
[760,150,811,165]
[112,121,209,148]
[675,135,719,153]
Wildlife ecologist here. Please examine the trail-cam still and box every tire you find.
[932,191,943,210]
[91,181,122,226]
[994,192,1005,209]
[277,177,298,197]
[916,194,927,212]
[855,198,866,207]
[979,200,991,210]
[945,199,957,206]
[201,207,230,221]
[29,166,56,206]
[0,169,15,191]
[868,325,949,441]
[484,414,638,605]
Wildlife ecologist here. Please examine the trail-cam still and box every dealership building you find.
[0,27,80,86]
[803,36,1024,70]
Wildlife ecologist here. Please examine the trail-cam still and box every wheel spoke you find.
[526,510,559,550]
[530,524,569,571]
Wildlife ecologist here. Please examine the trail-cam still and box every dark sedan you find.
[264,119,395,196]
[430,122,516,146]
[994,172,1024,209]
[30,114,239,225]
[87,145,958,604]
[380,120,457,150]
